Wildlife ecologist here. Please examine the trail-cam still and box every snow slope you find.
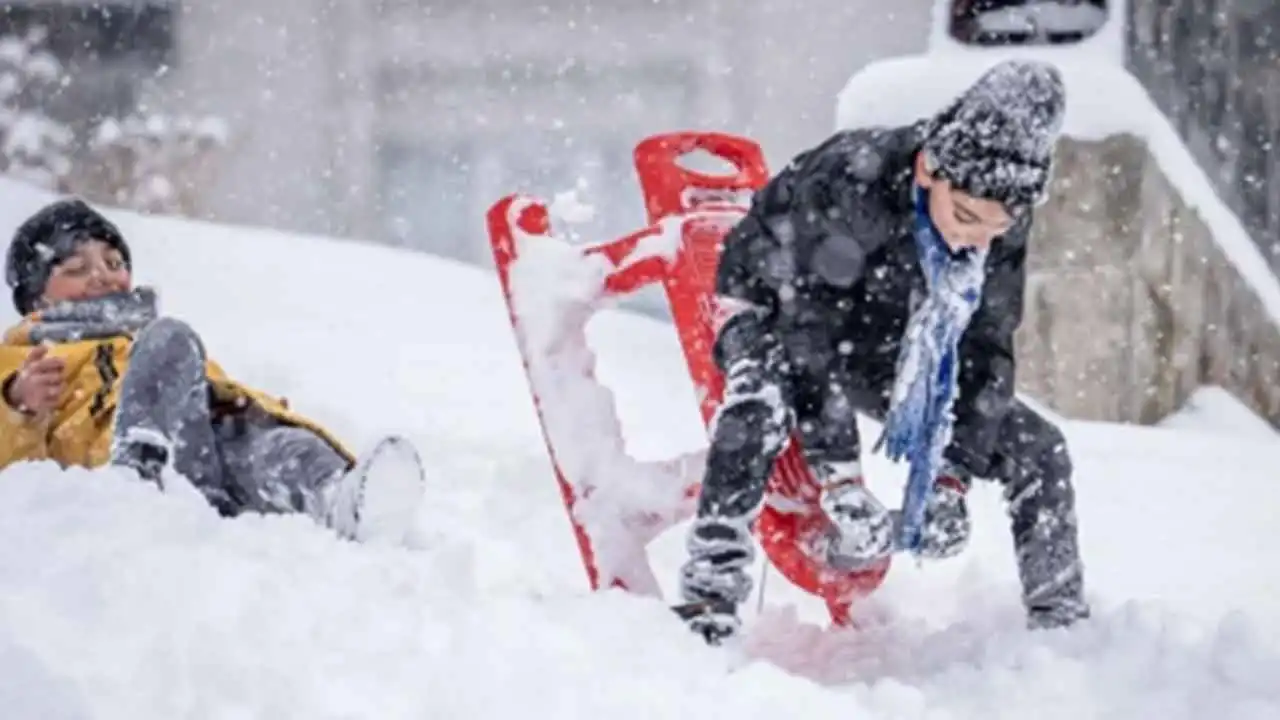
[1159,386,1280,441]
[1,180,1279,718]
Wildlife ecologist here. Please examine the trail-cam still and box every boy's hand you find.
[5,344,65,415]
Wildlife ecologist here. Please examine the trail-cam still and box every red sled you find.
[486,131,891,627]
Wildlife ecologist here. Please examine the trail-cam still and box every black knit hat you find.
[921,59,1067,211]
[5,198,132,315]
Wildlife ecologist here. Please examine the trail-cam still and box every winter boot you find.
[676,515,754,645]
[818,474,895,570]
[109,426,170,488]
[322,436,426,545]
[1028,599,1091,631]
[915,475,972,559]
[673,597,740,646]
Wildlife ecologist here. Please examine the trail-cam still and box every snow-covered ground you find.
[1,174,1278,720]
[1159,386,1280,441]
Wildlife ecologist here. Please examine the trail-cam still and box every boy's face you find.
[40,239,132,308]
[914,152,1014,252]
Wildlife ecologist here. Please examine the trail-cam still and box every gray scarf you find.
[24,287,158,344]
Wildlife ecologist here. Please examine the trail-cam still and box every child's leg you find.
[219,424,351,529]
[111,318,238,512]
[985,400,1089,629]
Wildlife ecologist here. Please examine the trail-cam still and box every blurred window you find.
[948,0,1109,46]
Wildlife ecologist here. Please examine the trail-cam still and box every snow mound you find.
[1159,386,1280,441]
[4,453,1280,719]
[749,602,1280,719]
[0,463,807,719]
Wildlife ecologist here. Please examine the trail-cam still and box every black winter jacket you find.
[712,122,1032,478]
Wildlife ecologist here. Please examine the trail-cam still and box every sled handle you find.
[633,132,769,225]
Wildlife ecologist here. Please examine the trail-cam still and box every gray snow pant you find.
[111,317,349,519]
[689,351,1089,623]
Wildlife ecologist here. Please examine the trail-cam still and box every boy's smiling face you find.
[40,239,132,308]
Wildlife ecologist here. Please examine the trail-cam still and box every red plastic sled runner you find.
[487,131,890,627]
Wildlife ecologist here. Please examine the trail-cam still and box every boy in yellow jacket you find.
[1,198,424,544]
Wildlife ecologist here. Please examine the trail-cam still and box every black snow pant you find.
[110,317,350,520]
[684,340,1089,625]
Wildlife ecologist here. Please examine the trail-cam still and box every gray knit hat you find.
[5,198,132,315]
[921,59,1067,211]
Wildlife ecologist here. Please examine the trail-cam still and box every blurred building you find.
[1125,0,1280,274]
[5,1,1275,286]
[0,1,176,135]
[2,0,934,279]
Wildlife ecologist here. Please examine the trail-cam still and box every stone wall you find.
[1014,134,1280,425]
[1125,0,1280,278]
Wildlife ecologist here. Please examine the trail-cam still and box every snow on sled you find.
[485,131,894,628]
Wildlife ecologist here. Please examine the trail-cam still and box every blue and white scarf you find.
[877,186,988,552]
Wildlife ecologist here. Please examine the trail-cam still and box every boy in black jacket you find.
[678,59,1089,643]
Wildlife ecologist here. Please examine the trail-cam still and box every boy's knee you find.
[996,404,1076,507]
[133,317,205,362]
[1042,425,1072,485]
[1025,414,1073,485]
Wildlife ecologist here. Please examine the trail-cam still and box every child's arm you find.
[712,128,888,365]
[711,129,890,469]
[0,366,51,468]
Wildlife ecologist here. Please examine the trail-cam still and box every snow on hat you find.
[5,198,131,315]
[921,59,1066,211]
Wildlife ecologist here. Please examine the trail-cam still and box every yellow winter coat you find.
[0,317,354,472]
